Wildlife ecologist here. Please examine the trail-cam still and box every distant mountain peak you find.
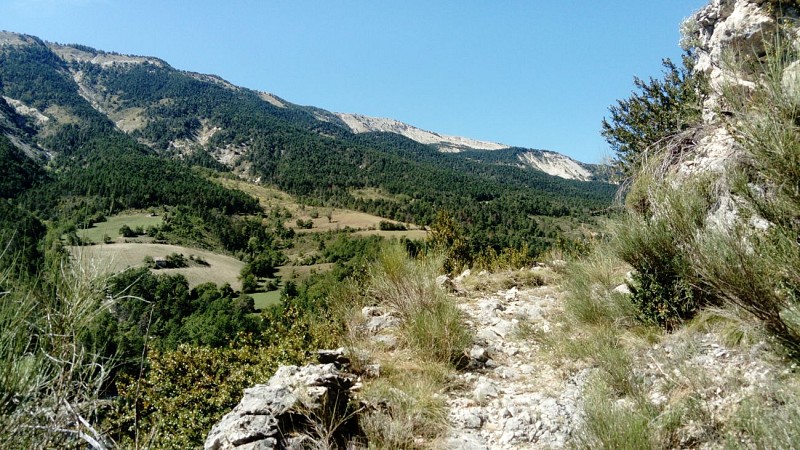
[49,43,167,68]
[334,112,510,152]
[334,112,600,181]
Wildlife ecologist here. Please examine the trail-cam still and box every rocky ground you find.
[444,269,590,450]
[205,264,799,450]
[441,267,799,450]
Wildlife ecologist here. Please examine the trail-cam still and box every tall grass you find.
[359,361,452,449]
[562,243,637,327]
[0,253,113,449]
[366,244,470,364]
[573,380,653,450]
[352,243,471,448]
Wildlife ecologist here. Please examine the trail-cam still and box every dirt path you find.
[444,271,589,449]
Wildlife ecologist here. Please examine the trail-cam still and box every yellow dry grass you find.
[69,243,245,290]
[216,178,428,238]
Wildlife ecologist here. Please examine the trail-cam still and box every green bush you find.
[367,243,470,365]
[119,224,137,238]
[602,57,706,176]
[613,174,716,329]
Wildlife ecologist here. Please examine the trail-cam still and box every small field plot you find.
[291,210,417,234]
[70,243,245,290]
[215,178,427,238]
[249,291,282,311]
[354,229,428,240]
[78,213,162,243]
[277,263,335,283]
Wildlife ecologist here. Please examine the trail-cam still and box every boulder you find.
[205,354,359,450]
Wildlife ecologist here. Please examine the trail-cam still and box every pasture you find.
[78,213,163,243]
[249,290,281,311]
[70,243,245,290]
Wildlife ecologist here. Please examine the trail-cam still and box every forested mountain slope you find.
[0,30,614,257]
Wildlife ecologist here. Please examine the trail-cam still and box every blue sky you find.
[1,0,707,163]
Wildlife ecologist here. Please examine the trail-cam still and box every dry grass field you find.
[70,243,245,290]
[216,178,427,238]
[277,263,335,281]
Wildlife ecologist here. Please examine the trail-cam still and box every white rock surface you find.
[516,150,594,181]
[446,284,589,449]
[205,361,356,450]
[335,112,510,152]
[335,113,597,181]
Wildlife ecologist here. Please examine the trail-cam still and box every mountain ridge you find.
[0,30,605,182]
[333,112,601,181]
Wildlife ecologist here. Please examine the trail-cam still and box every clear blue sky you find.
[1,0,708,163]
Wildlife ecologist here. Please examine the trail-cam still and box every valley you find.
[0,29,628,449]
[5,1,800,447]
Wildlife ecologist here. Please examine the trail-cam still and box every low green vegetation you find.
[331,242,471,448]
[77,212,163,243]
[249,290,281,311]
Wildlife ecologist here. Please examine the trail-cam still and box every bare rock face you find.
[204,351,359,450]
[674,0,800,233]
[679,0,784,177]
[694,0,775,106]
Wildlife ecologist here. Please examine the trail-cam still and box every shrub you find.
[119,224,137,238]
[613,173,716,329]
[367,243,470,364]
[241,273,258,293]
[378,220,406,231]
[164,252,188,268]
[428,210,471,274]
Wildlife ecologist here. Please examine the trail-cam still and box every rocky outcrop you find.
[694,0,776,118]
[516,150,594,181]
[334,113,510,152]
[204,350,360,450]
[670,0,799,231]
[680,0,796,176]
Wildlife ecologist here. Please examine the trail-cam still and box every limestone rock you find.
[205,360,358,450]
[469,345,490,363]
[612,284,631,295]
[361,306,400,333]
[693,0,777,121]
